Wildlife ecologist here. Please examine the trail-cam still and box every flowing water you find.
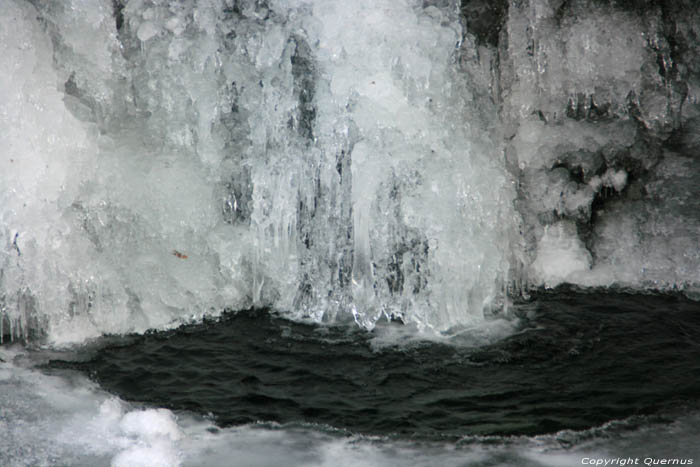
[53,291,700,439]
[4,290,700,466]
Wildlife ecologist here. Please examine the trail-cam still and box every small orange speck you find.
[172,250,188,259]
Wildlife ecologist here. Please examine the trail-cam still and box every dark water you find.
[51,291,700,441]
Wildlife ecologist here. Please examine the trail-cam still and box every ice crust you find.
[2,0,700,344]
[0,348,184,467]
[0,0,513,344]
[498,0,700,293]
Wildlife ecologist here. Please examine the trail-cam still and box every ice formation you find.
[2,0,700,343]
[0,0,514,343]
[495,0,700,292]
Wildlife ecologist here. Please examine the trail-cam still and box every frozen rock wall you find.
[1,0,515,344]
[465,0,700,292]
[3,0,700,345]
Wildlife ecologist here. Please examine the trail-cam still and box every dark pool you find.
[51,290,700,441]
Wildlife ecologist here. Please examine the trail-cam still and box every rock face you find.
[463,0,700,291]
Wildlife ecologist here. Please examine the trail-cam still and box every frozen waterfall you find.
[2,0,700,345]
[1,0,515,344]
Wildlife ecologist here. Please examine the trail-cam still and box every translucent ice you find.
[0,0,514,343]
[4,0,699,343]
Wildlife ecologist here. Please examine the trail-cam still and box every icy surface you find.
[0,0,514,343]
[498,0,700,293]
[2,0,700,344]
[530,221,591,288]
[0,347,183,466]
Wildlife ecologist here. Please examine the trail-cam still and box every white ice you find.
[0,0,514,344]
